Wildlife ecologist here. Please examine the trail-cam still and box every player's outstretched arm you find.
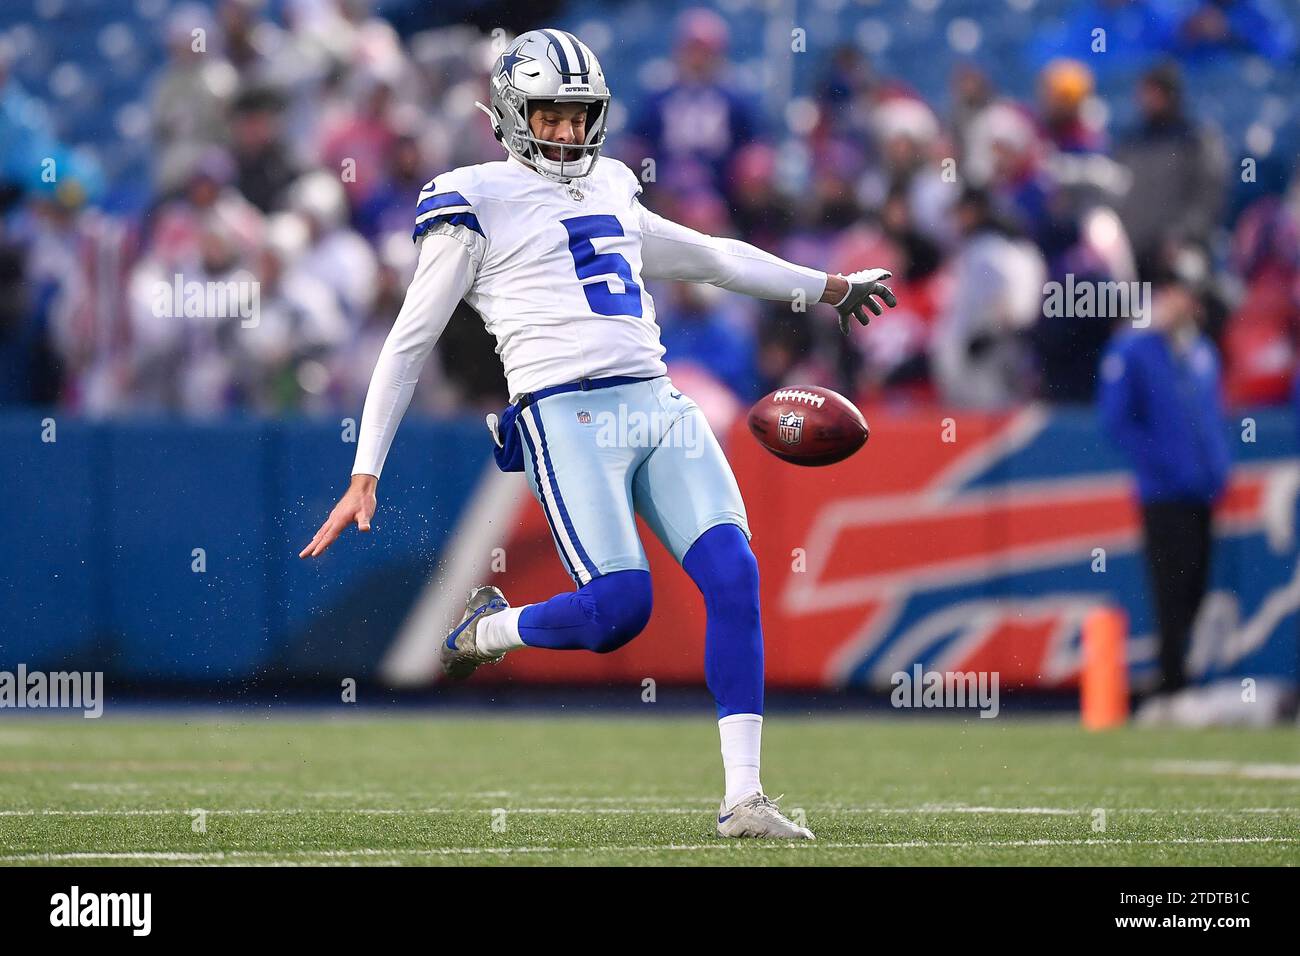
[298,233,476,559]
[638,206,895,331]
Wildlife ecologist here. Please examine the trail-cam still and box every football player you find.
[300,28,896,839]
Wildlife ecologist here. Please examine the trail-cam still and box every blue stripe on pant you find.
[517,420,578,582]
[520,404,599,585]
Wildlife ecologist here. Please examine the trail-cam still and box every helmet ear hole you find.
[585,102,606,145]
[475,100,507,145]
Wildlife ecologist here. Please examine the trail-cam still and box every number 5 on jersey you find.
[562,214,644,318]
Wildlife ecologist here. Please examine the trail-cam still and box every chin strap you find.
[474,101,503,143]
[476,100,587,184]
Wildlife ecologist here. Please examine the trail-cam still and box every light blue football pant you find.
[513,375,751,585]
[511,375,764,716]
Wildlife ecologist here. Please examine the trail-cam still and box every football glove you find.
[832,268,897,334]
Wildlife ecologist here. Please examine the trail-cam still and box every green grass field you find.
[1,713,1298,866]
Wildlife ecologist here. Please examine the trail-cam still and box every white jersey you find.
[352,155,828,478]
[420,156,666,398]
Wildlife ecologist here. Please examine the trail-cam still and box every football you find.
[747,385,869,466]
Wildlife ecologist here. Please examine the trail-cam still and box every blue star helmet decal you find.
[498,41,536,84]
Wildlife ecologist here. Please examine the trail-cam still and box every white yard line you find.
[1145,760,1300,781]
[2,836,1296,864]
[4,805,1300,817]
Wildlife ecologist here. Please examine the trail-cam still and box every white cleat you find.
[439,585,509,680]
[716,793,815,840]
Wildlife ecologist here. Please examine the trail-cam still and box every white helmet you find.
[478,29,610,182]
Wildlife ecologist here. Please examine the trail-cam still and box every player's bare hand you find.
[299,474,378,559]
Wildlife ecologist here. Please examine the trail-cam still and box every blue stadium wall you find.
[1,413,489,682]
[1,408,1298,688]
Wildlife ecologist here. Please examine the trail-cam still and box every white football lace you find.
[747,793,790,821]
[464,597,506,664]
[772,389,825,408]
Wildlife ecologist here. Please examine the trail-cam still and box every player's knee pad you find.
[582,569,653,654]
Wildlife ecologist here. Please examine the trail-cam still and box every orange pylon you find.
[1081,607,1129,730]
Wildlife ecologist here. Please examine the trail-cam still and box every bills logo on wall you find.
[383,407,1300,691]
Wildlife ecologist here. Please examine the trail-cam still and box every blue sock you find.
[683,523,764,718]
[518,569,652,654]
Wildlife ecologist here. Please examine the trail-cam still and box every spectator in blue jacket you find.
[1098,281,1230,701]
[626,8,761,200]
[1172,0,1297,65]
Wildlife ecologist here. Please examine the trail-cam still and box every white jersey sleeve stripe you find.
[416,190,473,214]
[415,203,473,224]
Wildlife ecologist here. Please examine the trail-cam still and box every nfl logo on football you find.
[778,411,803,446]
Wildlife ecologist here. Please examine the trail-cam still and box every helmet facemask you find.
[523,97,608,181]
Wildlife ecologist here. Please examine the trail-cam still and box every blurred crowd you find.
[2,0,1300,418]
